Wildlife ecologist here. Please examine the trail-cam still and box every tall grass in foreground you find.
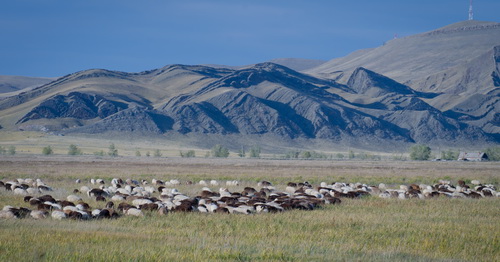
[1,158,499,261]
[1,198,498,261]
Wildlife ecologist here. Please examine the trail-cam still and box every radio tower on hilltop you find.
[469,0,474,20]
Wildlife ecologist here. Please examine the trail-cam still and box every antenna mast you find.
[469,0,474,20]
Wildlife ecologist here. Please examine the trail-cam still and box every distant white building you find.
[457,152,488,161]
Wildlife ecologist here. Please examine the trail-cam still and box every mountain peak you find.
[421,20,500,36]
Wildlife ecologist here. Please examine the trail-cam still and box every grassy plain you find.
[0,156,499,261]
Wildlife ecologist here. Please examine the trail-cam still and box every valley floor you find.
[1,157,499,261]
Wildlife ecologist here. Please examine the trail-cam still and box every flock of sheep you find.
[0,177,498,220]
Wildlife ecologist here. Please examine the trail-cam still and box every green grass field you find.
[1,156,499,261]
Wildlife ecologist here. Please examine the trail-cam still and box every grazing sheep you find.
[0,210,16,219]
[126,208,144,217]
[67,195,82,202]
[30,210,48,219]
[51,211,67,220]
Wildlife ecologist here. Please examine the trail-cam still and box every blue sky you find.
[1,0,499,77]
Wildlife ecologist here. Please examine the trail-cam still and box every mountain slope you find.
[309,20,500,86]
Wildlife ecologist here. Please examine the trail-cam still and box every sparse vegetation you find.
[348,150,355,159]
[93,150,105,156]
[108,143,118,157]
[441,149,459,160]
[42,146,53,155]
[249,145,261,158]
[211,144,229,158]
[336,153,344,159]
[153,149,162,157]
[67,144,82,155]
[145,151,150,157]
[180,150,195,158]
[284,150,300,159]
[484,146,500,161]
[238,147,246,158]
[135,150,141,157]
[409,144,431,160]
[7,145,16,155]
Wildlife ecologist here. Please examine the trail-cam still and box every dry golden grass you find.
[1,156,499,261]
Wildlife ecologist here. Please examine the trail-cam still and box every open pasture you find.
[1,156,499,261]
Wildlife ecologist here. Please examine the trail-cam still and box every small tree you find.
[94,150,105,156]
[285,150,300,159]
[42,146,53,155]
[302,151,312,159]
[484,146,500,161]
[180,150,196,158]
[7,146,16,155]
[238,147,246,158]
[145,151,150,157]
[441,149,459,160]
[249,146,261,158]
[211,144,229,158]
[135,150,141,157]
[348,150,355,159]
[68,144,82,155]
[154,149,162,157]
[409,144,432,160]
[336,153,344,159]
[108,143,118,157]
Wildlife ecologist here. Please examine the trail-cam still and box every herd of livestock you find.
[0,177,498,220]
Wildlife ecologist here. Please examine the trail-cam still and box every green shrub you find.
[68,144,82,155]
[238,147,246,158]
[154,149,162,157]
[211,145,229,158]
[441,149,459,160]
[484,146,500,161]
[249,146,261,158]
[42,146,53,155]
[348,150,355,159]
[409,144,431,160]
[7,146,16,155]
[180,150,196,158]
[135,150,141,157]
[108,143,118,157]
[94,150,105,156]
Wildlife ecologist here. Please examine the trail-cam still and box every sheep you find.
[13,188,28,195]
[125,208,144,217]
[67,195,82,202]
[210,180,219,186]
[51,211,67,220]
[0,210,16,219]
[30,210,48,219]
[87,188,108,198]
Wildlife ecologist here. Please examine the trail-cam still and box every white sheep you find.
[13,188,28,195]
[67,195,82,202]
[132,199,153,207]
[26,188,40,195]
[30,210,48,219]
[0,210,16,219]
[125,208,144,217]
[51,211,66,220]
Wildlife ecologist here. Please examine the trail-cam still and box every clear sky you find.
[1,0,499,77]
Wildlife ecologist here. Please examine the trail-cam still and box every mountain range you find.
[0,20,498,151]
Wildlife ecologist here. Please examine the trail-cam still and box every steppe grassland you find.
[0,156,499,261]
